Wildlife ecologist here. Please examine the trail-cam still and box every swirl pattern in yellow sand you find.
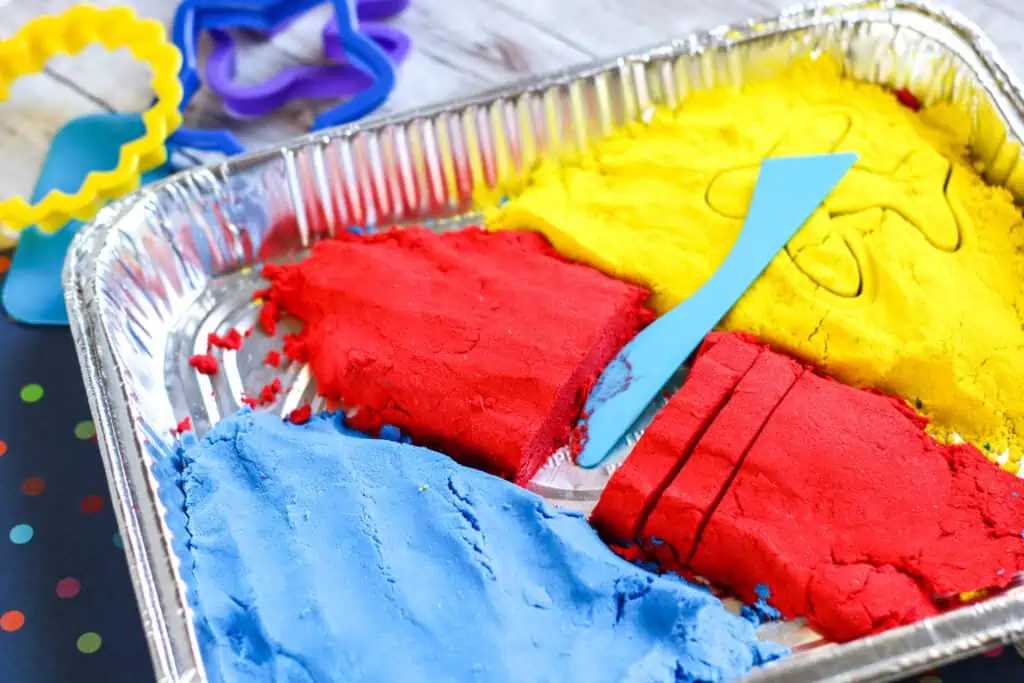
[487,58,1024,469]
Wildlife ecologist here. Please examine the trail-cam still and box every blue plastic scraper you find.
[575,152,857,469]
[2,113,176,325]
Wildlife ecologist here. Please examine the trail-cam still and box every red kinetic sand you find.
[208,328,243,351]
[173,416,193,435]
[288,404,313,425]
[590,332,762,545]
[189,353,219,376]
[594,332,1024,642]
[259,226,654,483]
[641,348,804,575]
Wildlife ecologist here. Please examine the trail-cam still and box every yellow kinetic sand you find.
[487,58,1024,467]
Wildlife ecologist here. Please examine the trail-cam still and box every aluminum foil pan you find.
[63,1,1024,681]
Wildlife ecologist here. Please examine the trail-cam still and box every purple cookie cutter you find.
[205,22,411,119]
[167,0,398,157]
[322,12,409,63]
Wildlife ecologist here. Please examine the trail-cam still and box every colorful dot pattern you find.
[8,524,33,544]
[76,632,102,654]
[20,477,44,496]
[55,578,80,600]
[79,496,103,515]
[1,611,24,632]
[73,421,95,441]
[0,255,150,682]
[4,236,1024,683]
[19,384,43,403]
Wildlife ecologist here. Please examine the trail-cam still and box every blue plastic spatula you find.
[575,152,858,469]
[2,114,176,325]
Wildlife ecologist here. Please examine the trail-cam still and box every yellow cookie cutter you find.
[0,5,183,246]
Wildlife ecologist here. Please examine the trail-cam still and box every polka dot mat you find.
[3,250,1024,683]
[0,253,150,682]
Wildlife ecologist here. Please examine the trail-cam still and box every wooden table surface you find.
[0,0,1020,199]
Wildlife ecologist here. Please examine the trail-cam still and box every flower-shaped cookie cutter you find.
[167,0,397,158]
[203,22,411,119]
[0,5,183,242]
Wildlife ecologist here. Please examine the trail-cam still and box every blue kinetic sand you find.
[3,114,175,325]
[159,410,786,682]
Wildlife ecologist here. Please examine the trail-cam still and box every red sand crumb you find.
[258,226,654,483]
[609,543,644,564]
[258,378,283,406]
[173,416,192,435]
[288,404,312,425]
[263,350,282,368]
[207,328,243,351]
[189,353,219,376]
[259,299,280,336]
[241,396,258,408]
[595,332,1024,642]
[894,87,922,111]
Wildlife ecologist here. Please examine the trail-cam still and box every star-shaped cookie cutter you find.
[0,5,183,243]
[167,0,397,158]
[203,21,411,120]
